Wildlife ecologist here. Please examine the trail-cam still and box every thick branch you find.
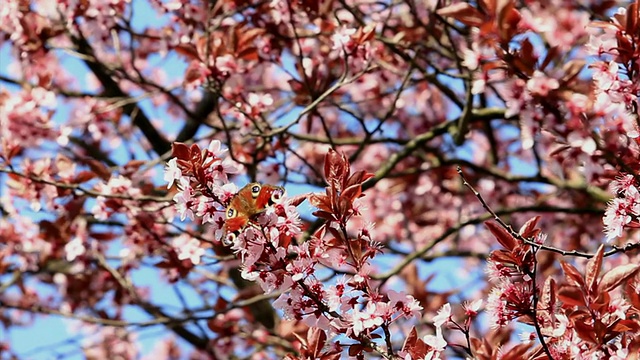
[70,32,171,156]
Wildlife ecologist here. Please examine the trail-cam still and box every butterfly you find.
[223,183,285,245]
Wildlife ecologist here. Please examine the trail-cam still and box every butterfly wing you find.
[254,184,285,209]
[224,184,256,234]
[223,183,285,243]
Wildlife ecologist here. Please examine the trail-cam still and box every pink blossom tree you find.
[1,0,639,359]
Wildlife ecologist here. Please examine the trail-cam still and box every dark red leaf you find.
[560,59,586,84]
[538,277,556,310]
[586,245,604,293]
[324,150,349,190]
[345,170,374,189]
[497,0,521,41]
[599,263,640,293]
[611,319,640,333]
[348,344,363,356]
[309,193,332,212]
[123,160,146,172]
[90,232,118,241]
[171,142,190,161]
[73,171,96,184]
[307,328,326,357]
[499,343,533,359]
[518,216,540,238]
[485,221,517,250]
[436,3,486,27]
[573,318,597,343]
[189,143,203,163]
[560,261,585,288]
[85,159,111,180]
[341,183,362,204]
[625,280,640,309]
[174,43,201,61]
[557,285,586,307]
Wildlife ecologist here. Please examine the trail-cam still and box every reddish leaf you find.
[348,344,364,356]
[174,43,200,61]
[485,221,517,250]
[288,193,309,207]
[585,245,604,293]
[73,170,96,184]
[625,280,640,309]
[560,261,585,288]
[497,0,521,41]
[171,142,190,161]
[341,183,363,204]
[557,285,586,307]
[401,327,418,352]
[307,328,326,358]
[490,249,518,264]
[309,193,331,212]
[324,150,349,190]
[123,160,146,172]
[573,318,597,343]
[436,3,486,27]
[599,263,640,293]
[345,170,374,189]
[236,28,265,58]
[499,343,533,359]
[611,319,640,333]
[538,277,556,311]
[518,216,540,238]
[90,232,118,241]
[539,46,560,71]
[189,143,203,163]
[560,59,586,84]
[626,1,638,35]
[85,159,111,180]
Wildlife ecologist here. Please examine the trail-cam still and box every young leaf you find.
[585,244,604,293]
[599,264,640,293]
[485,221,517,250]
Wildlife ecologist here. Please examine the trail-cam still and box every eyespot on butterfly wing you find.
[222,183,285,245]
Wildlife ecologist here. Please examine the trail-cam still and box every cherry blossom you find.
[3,0,640,358]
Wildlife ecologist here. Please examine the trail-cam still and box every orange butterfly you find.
[223,183,285,244]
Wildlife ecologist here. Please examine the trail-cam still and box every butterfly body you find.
[224,183,285,243]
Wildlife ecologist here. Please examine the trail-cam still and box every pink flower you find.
[331,26,357,52]
[207,140,228,158]
[277,204,302,237]
[388,290,423,318]
[172,235,205,265]
[164,158,182,189]
[603,197,633,241]
[485,281,510,328]
[526,71,559,97]
[174,178,195,221]
[463,299,482,317]
[65,236,86,261]
[350,301,385,336]
[611,174,637,196]
[214,54,239,77]
[432,303,451,327]
[285,256,313,282]
[208,157,238,183]
[423,328,447,352]
[325,276,347,312]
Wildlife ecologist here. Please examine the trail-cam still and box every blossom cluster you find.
[166,145,435,358]
[604,174,640,242]
[586,7,640,139]
[484,218,639,359]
